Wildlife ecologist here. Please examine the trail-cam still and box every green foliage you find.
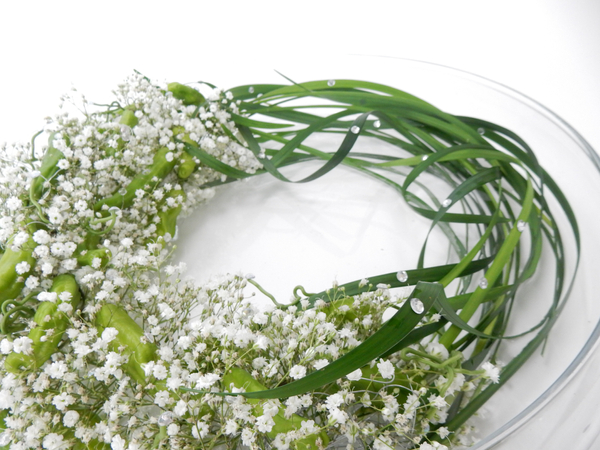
[204,77,580,431]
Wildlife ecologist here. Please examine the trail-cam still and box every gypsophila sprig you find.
[0,74,578,450]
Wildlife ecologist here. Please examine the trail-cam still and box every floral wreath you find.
[0,73,578,450]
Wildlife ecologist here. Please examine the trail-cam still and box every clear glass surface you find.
[174,56,600,449]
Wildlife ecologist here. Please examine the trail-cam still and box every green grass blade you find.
[202,282,443,400]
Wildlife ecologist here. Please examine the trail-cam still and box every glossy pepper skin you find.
[223,368,329,450]
[95,303,157,385]
[167,82,205,106]
[74,234,111,268]
[177,151,196,179]
[119,109,139,128]
[171,126,197,179]
[77,248,112,268]
[0,239,36,304]
[155,189,185,240]
[4,274,81,373]
[30,134,64,201]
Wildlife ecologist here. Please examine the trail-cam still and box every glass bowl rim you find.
[375,56,600,448]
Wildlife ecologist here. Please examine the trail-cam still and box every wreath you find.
[0,73,578,450]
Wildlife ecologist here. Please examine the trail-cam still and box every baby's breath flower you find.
[377,359,395,379]
[15,261,30,275]
[481,361,500,383]
[437,426,450,439]
[313,359,329,370]
[45,361,68,379]
[52,392,75,410]
[0,73,497,450]
[0,339,13,354]
[5,196,22,211]
[289,364,307,380]
[224,420,238,436]
[373,434,393,450]
[101,327,118,343]
[63,410,80,427]
[428,394,447,409]
[346,368,362,381]
[42,433,65,450]
[111,435,126,450]
[13,336,33,354]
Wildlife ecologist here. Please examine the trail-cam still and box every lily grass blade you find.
[200,282,443,400]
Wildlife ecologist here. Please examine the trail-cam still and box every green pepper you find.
[223,368,329,449]
[104,146,117,157]
[4,274,81,373]
[167,83,205,106]
[79,233,100,250]
[0,240,35,304]
[171,126,197,179]
[74,233,99,256]
[77,248,112,268]
[31,133,64,200]
[177,151,196,179]
[0,235,37,335]
[119,109,139,128]
[113,108,140,152]
[171,126,196,147]
[74,234,111,267]
[93,147,177,212]
[95,304,157,385]
[155,189,185,240]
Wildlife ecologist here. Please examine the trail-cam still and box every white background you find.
[1,0,599,152]
[1,1,599,449]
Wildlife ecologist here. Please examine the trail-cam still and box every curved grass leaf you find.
[211,78,581,433]
[186,282,444,400]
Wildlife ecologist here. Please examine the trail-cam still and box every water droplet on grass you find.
[411,298,425,314]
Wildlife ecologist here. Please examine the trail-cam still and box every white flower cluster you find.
[0,272,496,449]
[0,74,499,450]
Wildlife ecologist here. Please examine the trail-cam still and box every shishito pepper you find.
[223,368,329,450]
[77,248,112,268]
[119,108,139,128]
[30,133,64,201]
[4,274,81,373]
[167,82,205,106]
[176,151,196,179]
[73,234,111,268]
[171,126,197,179]
[0,239,36,304]
[95,303,157,385]
[113,108,140,153]
[155,189,185,240]
[93,147,177,212]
